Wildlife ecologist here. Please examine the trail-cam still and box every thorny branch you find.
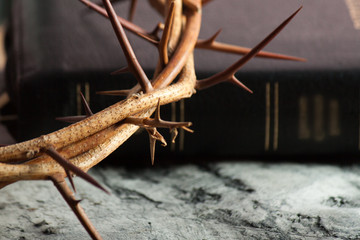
[0,0,303,239]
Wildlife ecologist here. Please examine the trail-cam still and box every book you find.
[5,0,360,160]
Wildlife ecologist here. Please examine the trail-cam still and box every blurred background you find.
[1,0,360,162]
[0,0,14,145]
[2,2,360,239]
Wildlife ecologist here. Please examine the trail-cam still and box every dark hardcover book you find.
[5,0,360,160]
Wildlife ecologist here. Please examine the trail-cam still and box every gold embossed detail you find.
[328,99,341,136]
[85,82,91,105]
[313,94,325,142]
[298,96,311,139]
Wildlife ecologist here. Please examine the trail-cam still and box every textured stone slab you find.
[1,161,360,239]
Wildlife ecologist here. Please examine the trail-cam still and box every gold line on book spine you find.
[298,96,311,140]
[313,94,325,142]
[328,99,341,136]
[85,82,91,106]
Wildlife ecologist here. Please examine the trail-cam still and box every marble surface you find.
[1,161,360,239]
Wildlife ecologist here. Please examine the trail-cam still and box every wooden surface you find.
[1,161,360,239]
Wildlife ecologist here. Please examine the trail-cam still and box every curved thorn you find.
[170,128,178,143]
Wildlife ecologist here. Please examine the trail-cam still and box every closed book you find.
[5,0,360,160]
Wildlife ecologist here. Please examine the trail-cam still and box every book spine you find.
[13,69,360,159]
[178,70,360,157]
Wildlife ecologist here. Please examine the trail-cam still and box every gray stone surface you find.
[1,161,360,239]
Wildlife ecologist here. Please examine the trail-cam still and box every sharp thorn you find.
[146,127,168,165]
[55,92,92,123]
[128,0,138,22]
[136,32,160,45]
[147,128,157,165]
[102,0,153,93]
[196,7,302,91]
[96,90,131,96]
[181,126,194,133]
[196,39,306,62]
[45,146,110,195]
[80,92,93,117]
[66,169,77,193]
[149,128,167,147]
[227,6,303,74]
[229,76,253,94]
[208,29,222,44]
[111,66,130,75]
[202,29,222,45]
[150,136,156,166]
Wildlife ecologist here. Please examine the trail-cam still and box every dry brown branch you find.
[51,174,103,240]
[0,0,303,238]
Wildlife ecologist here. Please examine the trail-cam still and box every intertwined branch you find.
[0,0,303,239]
